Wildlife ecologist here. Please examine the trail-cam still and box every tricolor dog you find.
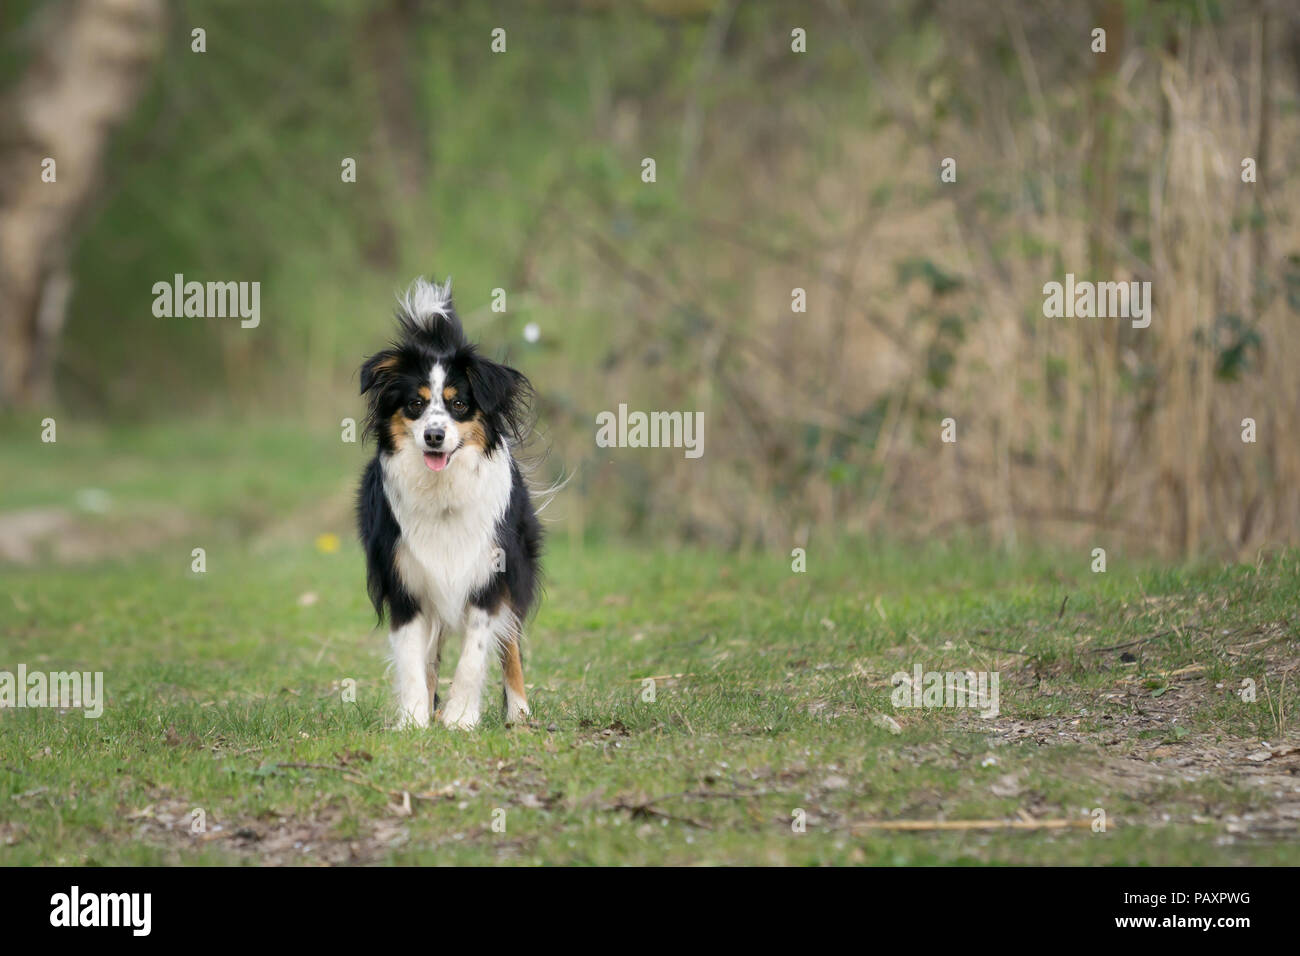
[357,277,541,729]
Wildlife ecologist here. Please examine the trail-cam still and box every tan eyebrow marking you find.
[418,386,432,400]
[442,385,458,401]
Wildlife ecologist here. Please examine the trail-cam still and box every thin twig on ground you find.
[850,818,1098,833]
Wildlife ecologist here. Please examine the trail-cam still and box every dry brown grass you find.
[528,2,1300,558]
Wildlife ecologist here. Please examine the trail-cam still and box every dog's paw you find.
[440,697,480,731]
[504,699,530,726]
[393,711,430,731]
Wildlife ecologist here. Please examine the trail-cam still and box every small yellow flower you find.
[315,533,341,554]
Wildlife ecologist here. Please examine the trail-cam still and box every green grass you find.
[2,421,1299,864]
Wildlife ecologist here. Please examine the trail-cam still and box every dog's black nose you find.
[425,427,445,447]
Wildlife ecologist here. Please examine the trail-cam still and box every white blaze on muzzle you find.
[413,362,462,471]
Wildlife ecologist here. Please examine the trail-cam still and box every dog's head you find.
[360,277,532,470]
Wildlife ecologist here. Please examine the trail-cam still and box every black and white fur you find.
[357,277,541,730]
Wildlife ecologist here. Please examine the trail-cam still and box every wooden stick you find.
[851,818,1098,832]
[627,673,691,682]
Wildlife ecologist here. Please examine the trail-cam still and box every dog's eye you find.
[405,399,425,416]
[450,398,468,413]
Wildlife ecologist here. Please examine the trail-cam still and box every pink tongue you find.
[424,452,448,472]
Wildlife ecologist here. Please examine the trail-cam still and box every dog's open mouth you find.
[423,450,453,472]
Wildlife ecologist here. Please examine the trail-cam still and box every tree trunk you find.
[0,0,166,408]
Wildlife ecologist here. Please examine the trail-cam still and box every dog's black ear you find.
[466,353,524,412]
[360,349,400,395]
[466,352,532,439]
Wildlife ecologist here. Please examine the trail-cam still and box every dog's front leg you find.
[426,618,444,721]
[441,607,496,730]
[390,614,430,728]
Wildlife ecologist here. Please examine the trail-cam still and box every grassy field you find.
[1,421,1298,865]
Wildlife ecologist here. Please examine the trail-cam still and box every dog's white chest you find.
[381,449,512,628]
